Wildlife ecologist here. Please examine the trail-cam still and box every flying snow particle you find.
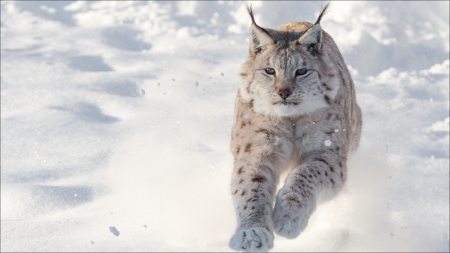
[141,89,145,95]
[90,241,95,245]
[172,79,175,81]
[324,140,332,146]
[143,225,147,228]
[244,114,250,119]
[221,73,224,76]
[109,227,120,236]
[334,129,339,132]
[195,81,199,87]
[157,83,160,87]
[74,193,77,197]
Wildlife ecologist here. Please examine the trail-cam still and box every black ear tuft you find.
[246,4,257,25]
[314,2,330,25]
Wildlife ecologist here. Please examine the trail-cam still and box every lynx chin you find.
[229,3,362,252]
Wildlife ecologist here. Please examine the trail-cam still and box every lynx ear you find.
[298,24,323,55]
[247,5,274,55]
[297,3,329,55]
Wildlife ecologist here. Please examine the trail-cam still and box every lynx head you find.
[239,3,339,118]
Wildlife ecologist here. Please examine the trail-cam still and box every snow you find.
[1,1,448,252]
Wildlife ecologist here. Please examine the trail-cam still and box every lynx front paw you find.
[229,227,274,252]
[273,193,310,239]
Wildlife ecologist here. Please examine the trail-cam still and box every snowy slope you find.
[1,1,448,252]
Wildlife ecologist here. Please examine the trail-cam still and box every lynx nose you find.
[277,88,293,100]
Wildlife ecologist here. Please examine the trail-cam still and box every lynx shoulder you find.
[229,3,362,252]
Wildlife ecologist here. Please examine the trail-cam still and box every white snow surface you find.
[1,1,449,252]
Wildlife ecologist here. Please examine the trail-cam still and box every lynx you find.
[229,3,362,252]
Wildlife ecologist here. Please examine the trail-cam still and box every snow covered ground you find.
[1,1,448,252]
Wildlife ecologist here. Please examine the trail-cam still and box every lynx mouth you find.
[273,101,299,106]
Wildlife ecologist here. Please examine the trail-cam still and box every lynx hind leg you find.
[229,227,274,252]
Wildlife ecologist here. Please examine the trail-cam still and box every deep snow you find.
[1,1,449,252]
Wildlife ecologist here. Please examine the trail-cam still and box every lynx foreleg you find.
[273,151,346,239]
[229,160,279,252]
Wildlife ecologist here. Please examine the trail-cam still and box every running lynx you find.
[229,3,362,252]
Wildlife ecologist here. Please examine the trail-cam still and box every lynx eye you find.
[296,68,308,76]
[264,68,276,75]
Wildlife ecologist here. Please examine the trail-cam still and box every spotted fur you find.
[229,3,362,252]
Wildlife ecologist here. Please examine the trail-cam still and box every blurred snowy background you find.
[1,1,448,252]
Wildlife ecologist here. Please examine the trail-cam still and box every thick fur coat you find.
[229,4,362,252]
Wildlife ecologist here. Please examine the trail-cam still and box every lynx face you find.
[239,19,339,118]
